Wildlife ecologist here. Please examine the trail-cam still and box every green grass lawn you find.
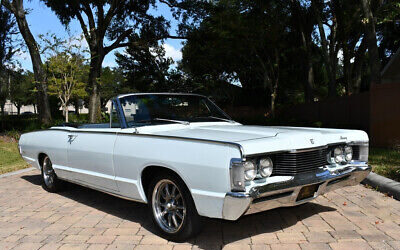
[369,147,400,182]
[0,137,29,174]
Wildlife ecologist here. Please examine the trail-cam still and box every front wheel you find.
[148,173,202,241]
[41,156,64,192]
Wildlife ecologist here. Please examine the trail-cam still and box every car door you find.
[67,130,119,191]
[66,102,121,192]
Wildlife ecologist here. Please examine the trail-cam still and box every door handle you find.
[68,134,77,144]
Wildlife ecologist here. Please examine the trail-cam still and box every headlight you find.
[344,146,353,162]
[243,160,257,181]
[333,147,344,163]
[330,145,355,164]
[259,157,273,177]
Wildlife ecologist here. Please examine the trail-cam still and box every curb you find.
[0,167,35,179]
[362,172,400,201]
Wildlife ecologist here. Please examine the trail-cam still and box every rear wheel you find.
[41,156,64,192]
[148,172,202,241]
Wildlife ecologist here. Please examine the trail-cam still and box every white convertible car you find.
[19,93,371,240]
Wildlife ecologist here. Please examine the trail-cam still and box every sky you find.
[16,1,184,71]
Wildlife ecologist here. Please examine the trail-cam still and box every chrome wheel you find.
[42,157,55,187]
[152,179,186,233]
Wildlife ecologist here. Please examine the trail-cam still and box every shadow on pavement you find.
[21,173,336,248]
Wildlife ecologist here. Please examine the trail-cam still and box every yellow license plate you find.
[296,184,319,201]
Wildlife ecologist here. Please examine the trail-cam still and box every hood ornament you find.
[310,139,315,144]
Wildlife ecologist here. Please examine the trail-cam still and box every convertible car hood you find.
[143,124,369,156]
[150,124,279,142]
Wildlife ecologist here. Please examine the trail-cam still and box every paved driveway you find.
[1,170,400,250]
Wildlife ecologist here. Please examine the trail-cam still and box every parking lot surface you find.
[1,169,400,250]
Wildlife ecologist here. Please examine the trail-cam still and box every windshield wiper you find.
[196,116,235,123]
[134,118,189,125]
[153,118,189,125]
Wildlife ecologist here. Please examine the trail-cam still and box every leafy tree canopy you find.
[0,5,16,71]
[9,70,36,114]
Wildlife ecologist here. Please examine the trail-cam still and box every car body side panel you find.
[19,128,241,218]
[18,130,69,173]
[113,133,241,218]
[66,132,119,192]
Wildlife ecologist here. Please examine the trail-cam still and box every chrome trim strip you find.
[326,141,369,147]
[114,97,128,129]
[245,142,369,158]
[348,141,369,146]
[205,96,234,121]
[245,145,328,158]
[288,145,328,153]
[57,176,146,204]
[235,135,279,143]
[117,92,208,99]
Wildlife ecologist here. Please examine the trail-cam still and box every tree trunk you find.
[361,0,381,85]
[291,0,314,103]
[88,51,104,123]
[1,103,4,117]
[312,0,337,97]
[17,106,20,115]
[1,102,4,131]
[3,0,52,124]
[0,103,4,131]
[64,104,68,123]
[74,100,80,116]
[352,38,367,93]
[343,45,353,95]
[306,60,315,101]
[300,29,315,102]
[270,79,278,117]
[302,37,315,102]
[270,49,280,118]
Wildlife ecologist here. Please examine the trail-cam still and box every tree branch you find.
[82,2,96,31]
[104,32,187,54]
[110,42,130,49]
[1,0,17,14]
[164,35,187,40]
[159,0,176,8]
[104,28,133,54]
[96,2,104,33]
[104,0,118,29]
[76,12,91,43]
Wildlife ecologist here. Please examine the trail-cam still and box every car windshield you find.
[118,94,232,127]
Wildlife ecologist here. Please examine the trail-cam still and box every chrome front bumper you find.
[222,163,371,220]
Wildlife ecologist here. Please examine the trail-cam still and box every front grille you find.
[272,148,328,176]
